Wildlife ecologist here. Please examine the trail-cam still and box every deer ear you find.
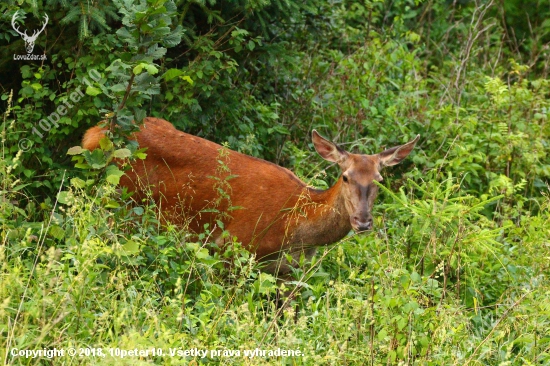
[379,135,420,167]
[312,130,348,165]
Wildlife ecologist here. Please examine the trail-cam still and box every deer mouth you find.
[351,215,373,232]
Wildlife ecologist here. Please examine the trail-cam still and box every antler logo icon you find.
[11,11,48,54]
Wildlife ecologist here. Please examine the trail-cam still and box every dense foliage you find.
[1,0,549,364]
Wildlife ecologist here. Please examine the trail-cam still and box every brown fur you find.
[82,117,419,275]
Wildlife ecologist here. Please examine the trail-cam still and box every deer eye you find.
[342,175,349,183]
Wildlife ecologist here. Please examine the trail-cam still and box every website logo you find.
[12,11,48,61]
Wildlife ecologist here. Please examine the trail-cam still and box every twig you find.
[111,73,136,131]
[465,291,530,364]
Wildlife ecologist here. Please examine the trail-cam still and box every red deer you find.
[82,117,419,275]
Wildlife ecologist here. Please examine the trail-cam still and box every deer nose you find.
[353,216,373,232]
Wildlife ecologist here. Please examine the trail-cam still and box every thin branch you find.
[465,291,530,364]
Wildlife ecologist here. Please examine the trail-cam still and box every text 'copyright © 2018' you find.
[10,347,304,359]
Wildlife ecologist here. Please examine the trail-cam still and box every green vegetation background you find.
[1,0,549,364]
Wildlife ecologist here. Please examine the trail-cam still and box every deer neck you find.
[289,177,352,247]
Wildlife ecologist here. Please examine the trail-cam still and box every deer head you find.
[312,131,420,232]
[11,11,48,54]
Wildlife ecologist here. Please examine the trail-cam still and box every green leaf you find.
[105,164,125,185]
[57,191,70,204]
[21,65,32,79]
[70,178,86,188]
[134,108,147,123]
[146,44,166,59]
[113,148,131,158]
[121,240,140,255]
[135,151,147,159]
[105,200,121,209]
[144,64,158,75]
[48,225,65,240]
[75,163,91,169]
[12,183,31,192]
[186,242,199,251]
[181,75,193,85]
[163,27,183,47]
[109,84,127,93]
[86,86,102,96]
[99,136,113,151]
[268,125,288,134]
[67,146,83,155]
[133,64,144,75]
[83,149,107,169]
[195,248,210,259]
